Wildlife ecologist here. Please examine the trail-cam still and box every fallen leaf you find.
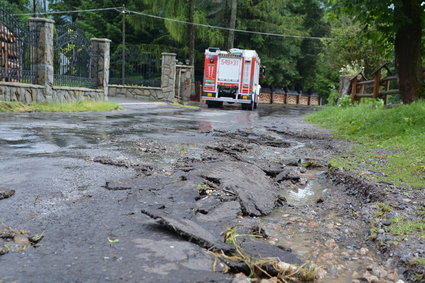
[107,237,120,244]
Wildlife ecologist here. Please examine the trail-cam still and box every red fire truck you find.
[201,47,263,110]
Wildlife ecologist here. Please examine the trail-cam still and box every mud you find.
[0,99,421,282]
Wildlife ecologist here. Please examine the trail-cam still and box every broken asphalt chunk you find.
[141,209,233,253]
[0,188,15,200]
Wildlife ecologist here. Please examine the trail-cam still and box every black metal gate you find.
[110,48,161,87]
[54,23,97,88]
[0,8,36,83]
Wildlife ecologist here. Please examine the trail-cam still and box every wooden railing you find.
[350,63,425,104]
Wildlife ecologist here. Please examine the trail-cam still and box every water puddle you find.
[282,175,327,205]
[262,174,390,282]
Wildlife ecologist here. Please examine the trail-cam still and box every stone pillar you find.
[175,65,193,103]
[161,53,177,102]
[29,18,54,100]
[91,38,111,99]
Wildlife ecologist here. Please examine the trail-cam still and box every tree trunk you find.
[33,0,37,17]
[188,0,195,66]
[395,0,423,104]
[188,0,195,96]
[227,0,237,49]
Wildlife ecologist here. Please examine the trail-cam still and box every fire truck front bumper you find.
[201,96,252,103]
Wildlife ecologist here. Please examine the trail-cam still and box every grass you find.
[305,100,425,189]
[0,100,122,113]
[374,202,393,217]
[171,101,200,110]
[388,217,425,237]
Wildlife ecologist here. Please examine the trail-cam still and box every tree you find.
[295,0,330,92]
[327,0,424,103]
[0,0,30,14]
[227,0,237,49]
[313,15,392,100]
[235,0,306,88]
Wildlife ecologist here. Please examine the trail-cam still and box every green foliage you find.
[0,0,30,13]
[337,95,351,107]
[314,13,392,101]
[326,88,339,106]
[325,0,424,103]
[306,100,425,188]
[339,61,364,77]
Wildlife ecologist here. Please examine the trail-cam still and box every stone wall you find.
[0,18,111,104]
[52,86,105,102]
[108,85,163,101]
[0,16,182,104]
[0,82,45,103]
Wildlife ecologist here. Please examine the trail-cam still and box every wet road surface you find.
[0,99,394,282]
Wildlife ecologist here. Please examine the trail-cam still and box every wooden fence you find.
[259,89,321,106]
[350,63,425,104]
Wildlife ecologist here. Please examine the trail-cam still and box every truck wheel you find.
[254,102,258,109]
[206,101,214,108]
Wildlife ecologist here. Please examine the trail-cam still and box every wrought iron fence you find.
[0,8,37,84]
[54,23,97,88]
[110,50,161,87]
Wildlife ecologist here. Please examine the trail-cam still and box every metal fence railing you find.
[110,50,161,87]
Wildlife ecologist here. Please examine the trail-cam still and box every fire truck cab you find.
[201,47,262,110]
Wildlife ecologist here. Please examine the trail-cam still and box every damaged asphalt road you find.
[0,99,416,282]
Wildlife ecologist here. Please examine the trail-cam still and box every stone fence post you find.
[29,18,54,99]
[161,53,177,102]
[91,38,111,98]
[175,65,193,104]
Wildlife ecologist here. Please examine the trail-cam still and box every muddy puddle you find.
[262,171,393,282]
